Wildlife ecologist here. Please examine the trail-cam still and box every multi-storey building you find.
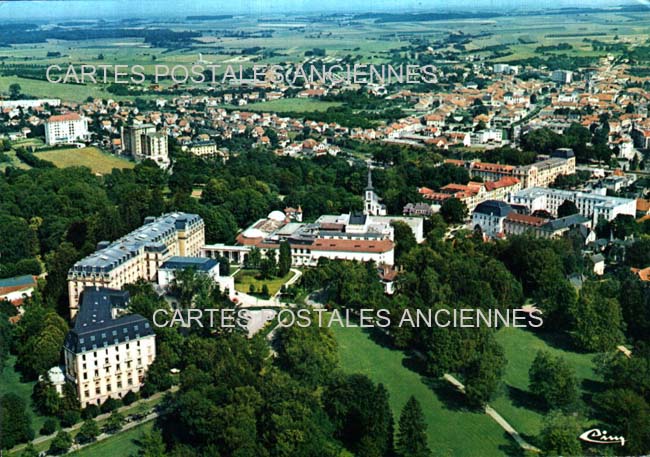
[44,113,89,145]
[509,187,636,223]
[444,148,576,189]
[63,287,155,407]
[67,213,204,317]
[121,124,170,168]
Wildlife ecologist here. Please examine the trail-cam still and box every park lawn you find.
[234,270,294,296]
[0,356,51,436]
[234,98,342,113]
[35,147,134,174]
[69,421,154,457]
[332,325,515,457]
[492,327,600,439]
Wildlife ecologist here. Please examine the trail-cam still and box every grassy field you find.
[332,325,516,457]
[492,327,600,440]
[232,98,342,113]
[35,146,134,174]
[0,356,51,435]
[69,421,154,457]
[234,269,294,296]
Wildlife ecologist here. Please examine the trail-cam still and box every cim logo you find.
[579,429,625,447]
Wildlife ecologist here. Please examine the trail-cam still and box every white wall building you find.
[63,288,156,408]
[509,187,636,223]
[471,200,513,238]
[44,113,89,145]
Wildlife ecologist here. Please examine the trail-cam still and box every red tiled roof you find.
[48,113,81,122]
[505,212,546,226]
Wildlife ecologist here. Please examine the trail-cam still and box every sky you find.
[0,0,641,20]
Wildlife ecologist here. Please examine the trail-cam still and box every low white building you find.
[471,200,513,237]
[158,256,234,295]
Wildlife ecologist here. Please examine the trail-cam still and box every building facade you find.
[44,113,89,145]
[63,288,155,408]
[509,187,636,223]
[67,213,205,317]
[121,124,170,168]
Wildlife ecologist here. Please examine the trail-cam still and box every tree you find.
[557,199,579,218]
[261,284,270,297]
[122,390,139,406]
[595,388,650,455]
[137,429,166,457]
[82,404,100,420]
[276,316,338,387]
[32,380,61,416]
[391,220,417,264]
[396,396,431,457]
[0,393,34,449]
[100,397,122,414]
[19,443,39,457]
[540,411,583,456]
[104,411,125,434]
[49,431,72,455]
[76,419,100,443]
[278,241,292,277]
[529,351,578,410]
[40,417,58,436]
[440,198,468,224]
[246,247,262,269]
[570,280,624,351]
[324,374,394,457]
[60,410,81,427]
[9,83,21,99]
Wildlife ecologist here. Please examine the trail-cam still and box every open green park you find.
[69,421,154,457]
[234,269,295,297]
[332,325,600,456]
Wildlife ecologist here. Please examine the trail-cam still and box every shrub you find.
[122,391,139,406]
[59,410,80,427]
[40,417,58,436]
[81,404,100,420]
[100,397,122,413]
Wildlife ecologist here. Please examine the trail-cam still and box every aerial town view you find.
[1,0,650,455]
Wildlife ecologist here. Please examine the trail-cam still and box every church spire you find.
[366,167,373,190]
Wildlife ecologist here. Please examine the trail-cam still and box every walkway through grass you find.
[332,326,516,457]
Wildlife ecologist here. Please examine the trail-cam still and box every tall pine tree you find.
[396,396,431,457]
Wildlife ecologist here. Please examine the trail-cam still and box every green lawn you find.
[35,146,134,174]
[0,356,51,435]
[69,421,153,457]
[492,327,600,439]
[234,270,294,296]
[332,326,516,457]
[231,98,342,113]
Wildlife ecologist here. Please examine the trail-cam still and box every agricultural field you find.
[235,98,342,113]
[35,147,135,174]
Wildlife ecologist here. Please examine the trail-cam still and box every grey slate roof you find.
[159,256,218,272]
[474,200,513,217]
[64,287,153,354]
[69,212,202,276]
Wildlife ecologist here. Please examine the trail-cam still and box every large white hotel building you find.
[67,213,204,318]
